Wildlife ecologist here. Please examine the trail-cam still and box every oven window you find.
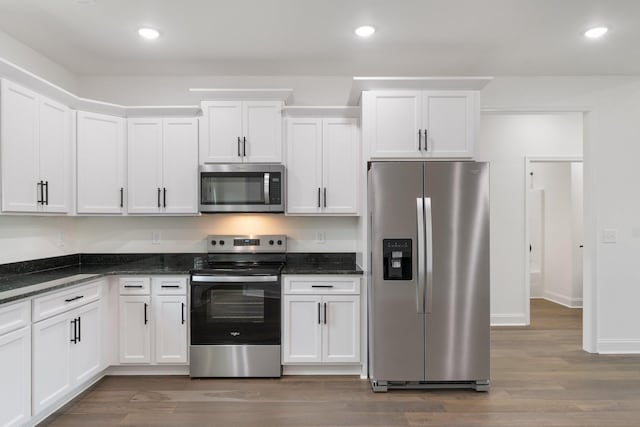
[208,288,265,323]
[201,173,265,205]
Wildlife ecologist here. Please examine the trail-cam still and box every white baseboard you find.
[597,339,640,354]
[543,290,583,308]
[282,364,361,376]
[105,365,189,376]
[490,313,527,326]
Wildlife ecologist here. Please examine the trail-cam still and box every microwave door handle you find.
[264,173,270,204]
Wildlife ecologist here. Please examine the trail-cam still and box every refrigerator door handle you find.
[416,197,426,313]
[424,197,433,313]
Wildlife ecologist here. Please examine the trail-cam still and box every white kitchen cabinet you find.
[118,295,151,364]
[282,276,361,365]
[76,111,126,214]
[200,100,282,164]
[0,326,31,427]
[118,276,188,365]
[153,295,187,364]
[127,118,198,214]
[0,79,71,213]
[363,90,478,159]
[286,118,358,215]
[32,299,102,415]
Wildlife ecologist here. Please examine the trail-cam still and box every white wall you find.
[528,188,544,298]
[571,163,584,306]
[476,113,583,325]
[76,215,358,254]
[0,29,76,92]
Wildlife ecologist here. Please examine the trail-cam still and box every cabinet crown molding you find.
[283,106,360,118]
[191,88,293,103]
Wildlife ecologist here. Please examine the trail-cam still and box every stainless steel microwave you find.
[199,164,284,213]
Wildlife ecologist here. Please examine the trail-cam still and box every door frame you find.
[524,156,583,326]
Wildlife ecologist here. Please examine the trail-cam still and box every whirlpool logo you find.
[230,331,240,337]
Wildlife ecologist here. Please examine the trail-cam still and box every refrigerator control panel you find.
[383,239,412,280]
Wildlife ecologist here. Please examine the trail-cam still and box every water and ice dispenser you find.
[382,239,412,280]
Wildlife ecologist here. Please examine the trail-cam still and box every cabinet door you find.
[321,296,360,363]
[282,295,322,363]
[200,101,243,163]
[285,119,322,214]
[119,296,151,364]
[32,312,72,414]
[153,295,187,364]
[322,118,359,214]
[77,112,126,214]
[243,101,282,163]
[0,80,39,212]
[39,97,71,213]
[127,119,163,213]
[422,91,477,158]
[70,302,101,385]
[0,327,30,427]
[364,91,423,159]
[162,118,199,214]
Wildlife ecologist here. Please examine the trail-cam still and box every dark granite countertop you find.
[0,252,362,305]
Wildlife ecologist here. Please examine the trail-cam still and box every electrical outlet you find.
[315,231,326,244]
[602,228,617,244]
[57,232,65,248]
[152,231,161,245]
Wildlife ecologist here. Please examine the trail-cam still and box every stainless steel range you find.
[189,234,286,378]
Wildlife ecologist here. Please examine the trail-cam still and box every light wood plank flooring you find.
[44,300,640,426]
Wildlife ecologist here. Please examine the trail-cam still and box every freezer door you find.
[369,162,426,382]
[424,161,490,382]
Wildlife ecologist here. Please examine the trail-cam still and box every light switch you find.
[602,228,617,244]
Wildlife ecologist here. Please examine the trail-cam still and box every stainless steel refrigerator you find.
[368,161,490,392]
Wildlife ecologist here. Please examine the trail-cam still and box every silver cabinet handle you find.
[424,197,433,313]
[264,173,270,204]
[416,197,426,313]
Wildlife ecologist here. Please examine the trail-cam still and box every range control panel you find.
[207,235,287,253]
[382,238,412,280]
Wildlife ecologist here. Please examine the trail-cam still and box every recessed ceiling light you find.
[584,26,608,39]
[138,28,160,40]
[354,26,375,38]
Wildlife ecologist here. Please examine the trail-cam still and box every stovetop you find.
[191,259,284,276]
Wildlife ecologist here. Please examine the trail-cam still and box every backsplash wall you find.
[0,215,359,264]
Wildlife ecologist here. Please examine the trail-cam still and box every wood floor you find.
[44,300,640,427]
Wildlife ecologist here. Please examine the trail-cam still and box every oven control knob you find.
[269,240,274,245]
[219,240,225,246]
[277,240,283,246]
[211,240,216,246]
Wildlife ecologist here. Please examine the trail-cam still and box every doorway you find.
[526,158,583,312]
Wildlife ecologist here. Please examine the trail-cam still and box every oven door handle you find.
[190,275,279,283]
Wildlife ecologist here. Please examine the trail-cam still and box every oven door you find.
[190,275,281,345]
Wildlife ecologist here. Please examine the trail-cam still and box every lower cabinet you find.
[32,300,101,414]
[282,276,361,365]
[0,326,31,427]
[118,277,188,365]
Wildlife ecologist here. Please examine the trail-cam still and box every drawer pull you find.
[161,285,181,288]
[65,295,84,303]
[311,285,334,288]
[124,285,144,288]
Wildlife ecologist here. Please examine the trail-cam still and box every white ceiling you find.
[0,0,637,76]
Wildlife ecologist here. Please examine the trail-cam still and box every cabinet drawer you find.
[152,277,188,296]
[119,277,151,295]
[32,281,101,322]
[283,276,360,295]
[0,300,30,335]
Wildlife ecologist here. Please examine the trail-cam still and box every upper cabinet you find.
[127,118,199,214]
[286,117,359,215]
[363,90,479,159]
[1,80,71,213]
[76,111,126,214]
[200,100,283,164]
